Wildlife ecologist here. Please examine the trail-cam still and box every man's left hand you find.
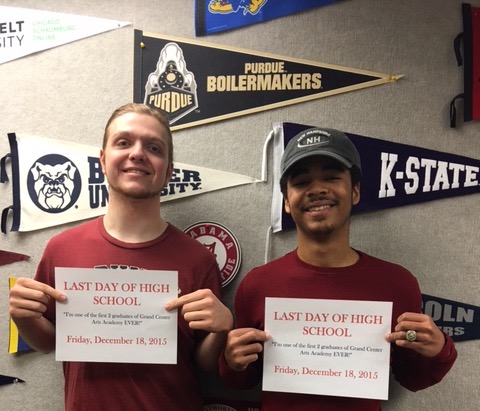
[165,289,233,333]
[385,312,445,357]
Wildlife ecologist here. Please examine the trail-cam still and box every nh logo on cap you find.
[298,132,331,148]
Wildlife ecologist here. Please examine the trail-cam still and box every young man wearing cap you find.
[219,128,457,410]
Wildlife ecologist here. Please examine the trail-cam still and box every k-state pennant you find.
[270,122,480,232]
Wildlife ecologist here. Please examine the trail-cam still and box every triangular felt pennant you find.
[0,374,25,385]
[134,31,401,131]
[271,122,480,233]
[195,0,338,36]
[8,278,32,354]
[0,6,130,65]
[422,294,480,342]
[0,250,30,266]
[162,162,260,201]
[0,133,260,233]
[450,2,480,127]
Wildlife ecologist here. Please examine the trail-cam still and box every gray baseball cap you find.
[280,127,362,179]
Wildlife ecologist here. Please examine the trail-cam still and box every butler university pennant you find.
[0,133,259,233]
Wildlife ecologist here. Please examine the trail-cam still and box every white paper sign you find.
[263,298,392,400]
[55,268,178,364]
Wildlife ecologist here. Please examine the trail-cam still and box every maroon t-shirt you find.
[36,217,221,411]
[219,250,457,411]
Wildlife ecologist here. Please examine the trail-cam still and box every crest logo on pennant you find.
[184,222,241,287]
[144,42,199,124]
[27,154,82,213]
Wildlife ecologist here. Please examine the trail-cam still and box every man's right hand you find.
[224,327,270,371]
[9,277,67,320]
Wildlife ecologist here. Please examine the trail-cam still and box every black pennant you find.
[422,294,480,342]
[0,374,25,386]
[134,31,400,131]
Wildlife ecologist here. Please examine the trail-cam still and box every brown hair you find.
[102,103,173,163]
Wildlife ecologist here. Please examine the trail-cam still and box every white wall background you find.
[0,0,478,410]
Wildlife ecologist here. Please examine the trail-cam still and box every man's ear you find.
[164,162,174,187]
[284,197,291,214]
[352,182,361,206]
[99,149,106,174]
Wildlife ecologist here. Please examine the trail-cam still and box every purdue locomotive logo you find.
[184,222,241,287]
[27,154,81,213]
[144,42,198,124]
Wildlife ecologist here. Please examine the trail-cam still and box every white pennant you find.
[0,6,130,65]
[1,134,260,232]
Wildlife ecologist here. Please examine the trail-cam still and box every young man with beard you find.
[219,127,457,410]
[9,103,233,411]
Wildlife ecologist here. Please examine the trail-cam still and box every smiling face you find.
[284,155,360,241]
[100,112,173,201]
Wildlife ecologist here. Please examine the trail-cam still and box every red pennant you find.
[0,250,30,266]
[450,3,480,127]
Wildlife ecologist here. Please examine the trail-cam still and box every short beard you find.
[108,183,161,200]
[310,225,335,238]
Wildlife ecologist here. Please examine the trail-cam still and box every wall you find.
[0,0,478,410]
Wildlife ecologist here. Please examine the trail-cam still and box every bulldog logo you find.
[27,154,82,213]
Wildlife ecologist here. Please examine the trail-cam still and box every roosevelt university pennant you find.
[0,6,130,65]
[134,31,401,131]
[1,133,259,233]
[270,122,480,232]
